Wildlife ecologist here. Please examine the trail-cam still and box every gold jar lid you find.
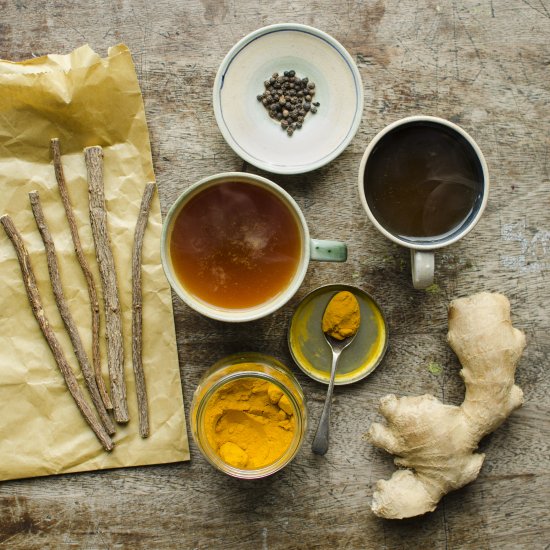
[288,284,388,385]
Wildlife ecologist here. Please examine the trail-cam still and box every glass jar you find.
[191,352,308,479]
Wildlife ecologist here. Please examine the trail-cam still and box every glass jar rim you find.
[193,367,306,479]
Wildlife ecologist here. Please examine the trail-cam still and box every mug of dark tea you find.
[161,172,347,322]
[358,116,489,289]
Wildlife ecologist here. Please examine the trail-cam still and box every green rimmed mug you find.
[161,172,347,322]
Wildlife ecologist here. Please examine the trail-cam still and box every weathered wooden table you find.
[1,1,549,548]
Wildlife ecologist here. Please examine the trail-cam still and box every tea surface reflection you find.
[169,181,302,309]
[364,122,484,242]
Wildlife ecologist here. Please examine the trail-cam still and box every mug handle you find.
[411,250,434,289]
[310,239,347,262]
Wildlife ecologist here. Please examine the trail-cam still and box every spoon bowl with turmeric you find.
[312,291,360,455]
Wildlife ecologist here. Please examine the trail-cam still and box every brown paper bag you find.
[0,44,189,480]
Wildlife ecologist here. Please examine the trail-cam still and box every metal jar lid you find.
[288,284,388,385]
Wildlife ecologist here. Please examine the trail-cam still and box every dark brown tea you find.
[364,122,484,241]
[169,181,302,309]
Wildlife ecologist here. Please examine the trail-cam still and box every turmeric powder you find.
[204,377,295,469]
[322,291,361,340]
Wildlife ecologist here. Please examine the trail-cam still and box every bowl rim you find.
[213,22,364,175]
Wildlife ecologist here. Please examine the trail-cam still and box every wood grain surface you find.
[1,1,549,548]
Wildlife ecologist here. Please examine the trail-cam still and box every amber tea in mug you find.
[163,172,347,321]
[169,181,302,309]
[363,121,485,242]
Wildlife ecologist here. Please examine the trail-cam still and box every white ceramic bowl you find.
[213,23,364,175]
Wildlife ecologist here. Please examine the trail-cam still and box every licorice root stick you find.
[51,138,113,411]
[0,214,114,451]
[132,183,156,438]
[29,191,115,436]
[85,146,128,424]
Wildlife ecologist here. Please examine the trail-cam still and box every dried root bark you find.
[51,138,113,411]
[85,146,128,423]
[367,292,526,519]
[29,191,115,436]
[0,214,113,451]
[132,183,156,438]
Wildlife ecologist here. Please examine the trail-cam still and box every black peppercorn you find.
[258,69,319,136]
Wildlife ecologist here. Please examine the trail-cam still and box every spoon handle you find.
[312,349,340,455]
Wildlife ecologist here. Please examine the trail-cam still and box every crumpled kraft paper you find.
[0,44,189,481]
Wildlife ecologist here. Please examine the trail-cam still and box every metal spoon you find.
[311,328,358,455]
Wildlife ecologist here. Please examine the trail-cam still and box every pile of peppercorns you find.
[257,70,320,136]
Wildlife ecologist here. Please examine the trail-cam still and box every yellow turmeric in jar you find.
[322,291,361,340]
[204,377,295,469]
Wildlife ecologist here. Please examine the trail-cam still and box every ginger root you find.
[367,292,526,519]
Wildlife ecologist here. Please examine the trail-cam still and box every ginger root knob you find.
[366,292,526,519]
